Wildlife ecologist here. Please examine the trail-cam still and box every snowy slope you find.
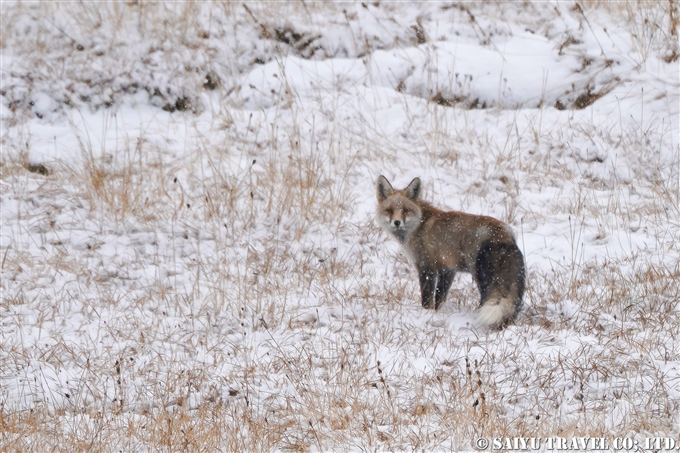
[1,1,679,450]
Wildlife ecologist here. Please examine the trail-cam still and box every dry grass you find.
[1,1,679,451]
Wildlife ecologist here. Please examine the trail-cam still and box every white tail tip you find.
[477,297,515,327]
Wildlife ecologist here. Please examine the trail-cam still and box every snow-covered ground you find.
[1,1,679,450]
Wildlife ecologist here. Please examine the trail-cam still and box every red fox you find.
[376,175,525,328]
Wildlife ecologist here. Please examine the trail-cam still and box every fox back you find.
[376,175,525,328]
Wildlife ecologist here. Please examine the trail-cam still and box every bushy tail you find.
[475,241,525,328]
[477,295,517,327]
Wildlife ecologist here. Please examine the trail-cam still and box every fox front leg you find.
[418,268,438,309]
[434,269,456,310]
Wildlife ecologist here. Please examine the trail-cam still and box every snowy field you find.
[1,1,679,451]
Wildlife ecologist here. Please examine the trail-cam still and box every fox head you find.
[376,175,423,243]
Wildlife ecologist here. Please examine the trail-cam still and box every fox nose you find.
[393,220,401,227]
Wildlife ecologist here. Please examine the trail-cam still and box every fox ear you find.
[376,175,394,202]
[404,177,422,200]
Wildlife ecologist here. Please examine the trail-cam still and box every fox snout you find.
[381,207,412,230]
[385,215,409,242]
[384,209,406,229]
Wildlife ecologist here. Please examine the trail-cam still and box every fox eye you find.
[403,209,409,215]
